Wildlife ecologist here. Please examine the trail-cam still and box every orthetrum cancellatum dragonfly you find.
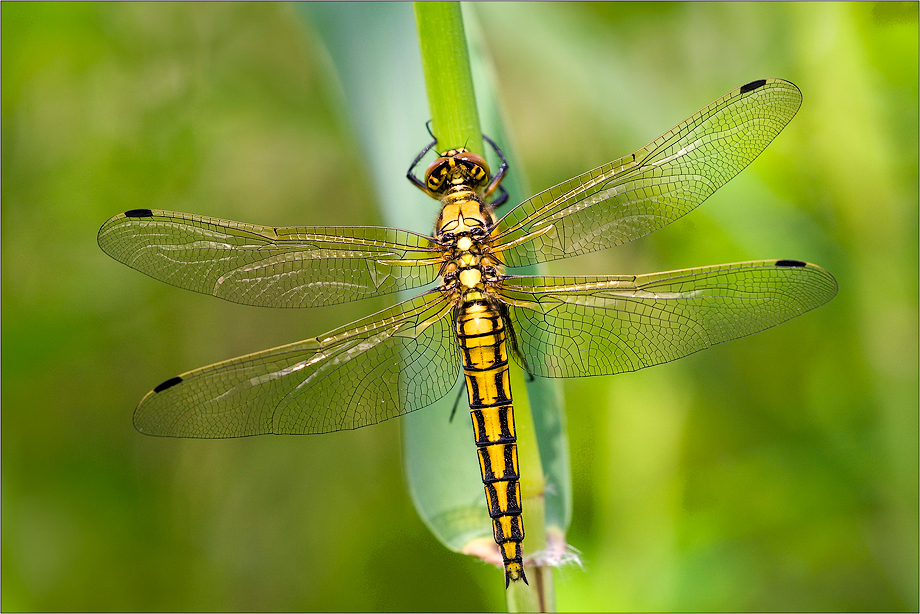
[98,79,837,586]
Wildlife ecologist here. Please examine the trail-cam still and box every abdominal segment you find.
[456,298,528,586]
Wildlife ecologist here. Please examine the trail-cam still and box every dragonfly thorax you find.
[435,190,496,239]
[440,222,503,296]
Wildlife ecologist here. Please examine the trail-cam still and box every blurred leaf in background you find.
[2,2,916,611]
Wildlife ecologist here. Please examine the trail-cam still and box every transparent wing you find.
[490,79,802,267]
[498,260,837,378]
[97,208,442,308]
[133,290,460,437]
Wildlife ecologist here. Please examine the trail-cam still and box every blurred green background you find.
[2,2,917,611]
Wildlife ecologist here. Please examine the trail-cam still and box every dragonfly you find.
[98,78,837,588]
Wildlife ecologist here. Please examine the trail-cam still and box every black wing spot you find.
[740,79,768,94]
[775,259,806,268]
[153,376,183,393]
[125,208,154,218]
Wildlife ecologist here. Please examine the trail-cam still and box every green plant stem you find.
[413,2,483,154]
[414,3,553,611]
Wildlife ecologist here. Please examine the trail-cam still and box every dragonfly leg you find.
[489,184,509,209]
[407,135,438,196]
[482,134,509,203]
[448,382,465,423]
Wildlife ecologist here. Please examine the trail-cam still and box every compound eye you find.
[424,157,450,192]
[454,151,491,188]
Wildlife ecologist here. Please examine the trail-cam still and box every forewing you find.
[499,260,837,378]
[133,290,460,437]
[98,209,442,307]
[490,79,802,267]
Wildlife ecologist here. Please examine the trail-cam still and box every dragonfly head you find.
[424,149,491,197]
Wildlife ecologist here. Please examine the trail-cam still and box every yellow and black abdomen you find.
[455,294,527,587]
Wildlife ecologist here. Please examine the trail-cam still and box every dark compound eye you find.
[455,151,490,174]
[453,152,490,188]
[424,158,451,191]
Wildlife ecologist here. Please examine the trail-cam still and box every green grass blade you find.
[304,3,570,607]
[304,0,494,571]
[413,2,483,153]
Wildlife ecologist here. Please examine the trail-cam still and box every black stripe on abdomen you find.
[456,297,527,586]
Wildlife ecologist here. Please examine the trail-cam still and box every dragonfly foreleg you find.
[482,134,509,205]
[407,135,439,196]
